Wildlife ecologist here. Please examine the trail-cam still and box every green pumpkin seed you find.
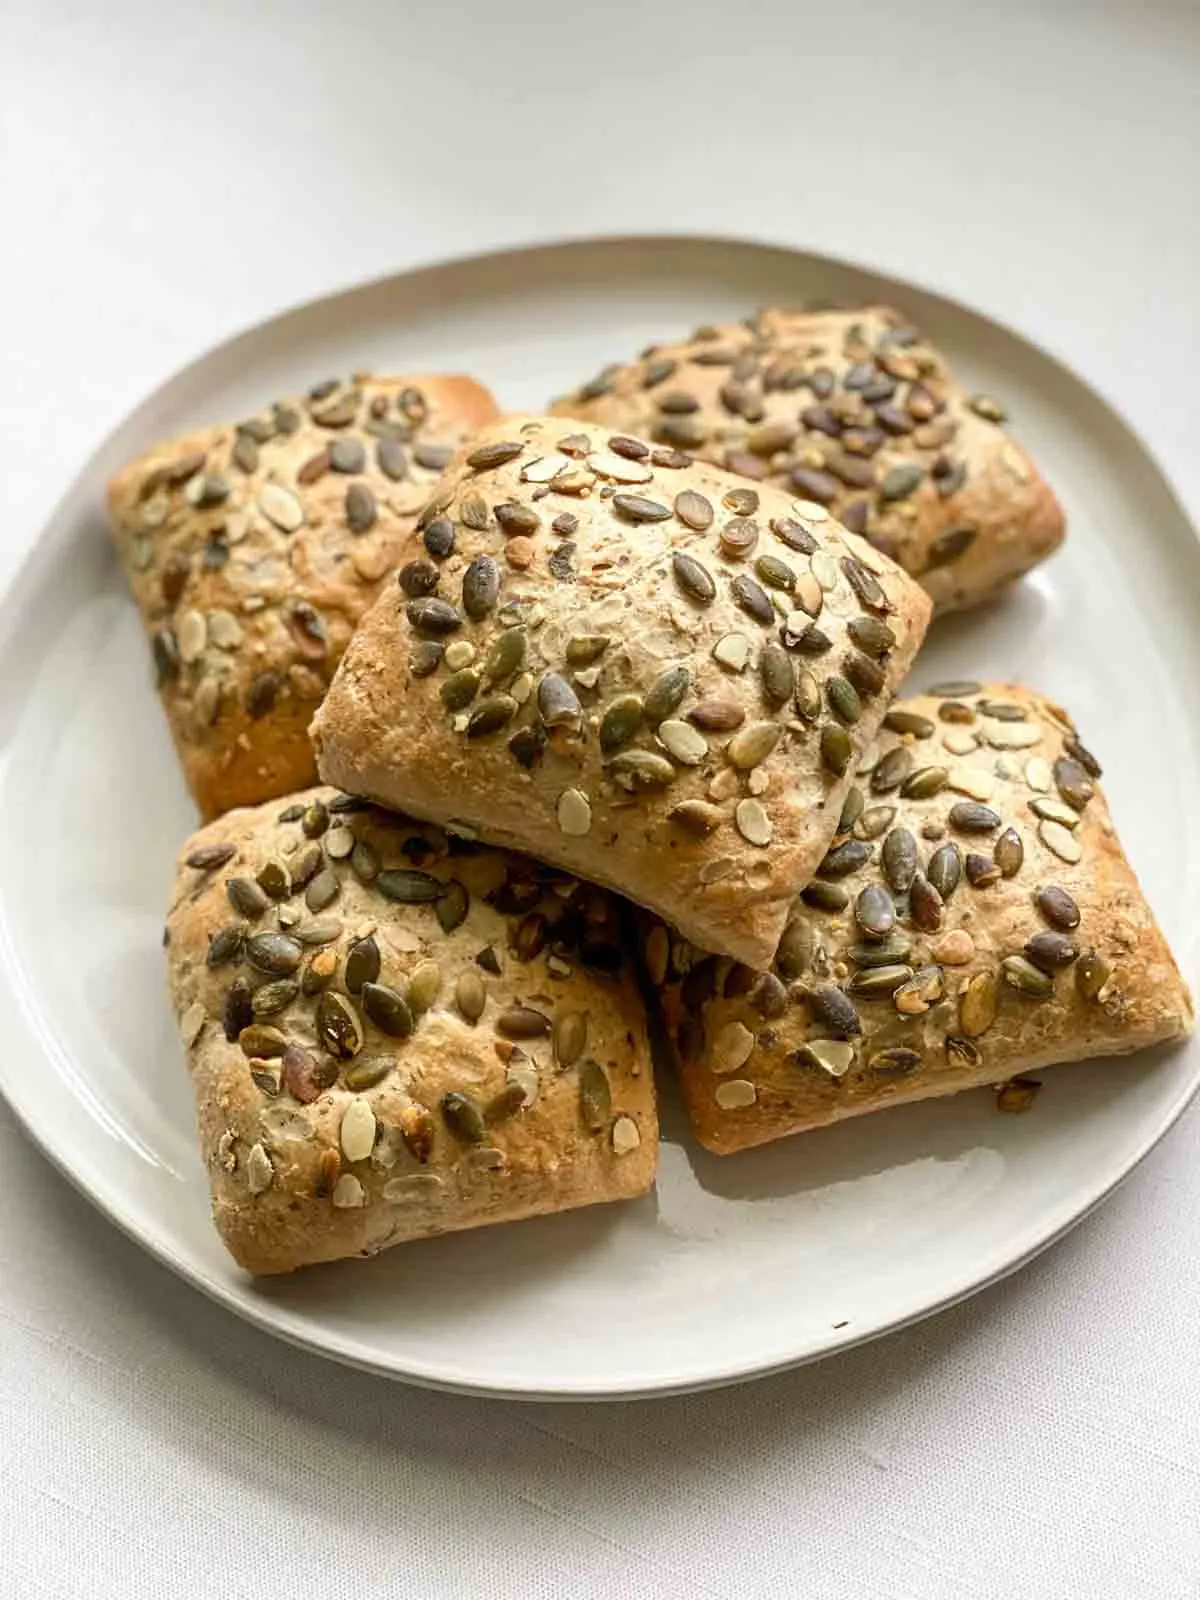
[481,628,526,686]
[643,666,690,724]
[759,644,795,708]
[435,879,469,934]
[288,842,323,891]
[668,799,725,834]
[455,969,486,1023]
[496,1006,551,1040]
[755,554,796,592]
[410,640,444,678]
[959,971,998,1036]
[239,1023,288,1059]
[207,926,244,968]
[406,960,442,1017]
[801,881,850,913]
[900,765,949,800]
[856,804,897,841]
[441,1090,487,1143]
[253,861,290,901]
[1001,955,1054,998]
[854,883,896,938]
[553,1010,588,1069]
[578,1060,612,1132]
[826,675,862,725]
[926,842,962,899]
[870,746,912,792]
[848,616,896,658]
[882,828,919,894]
[870,1047,922,1075]
[965,852,1001,888]
[946,1035,981,1068]
[806,984,862,1037]
[407,597,463,636]
[672,551,717,604]
[245,932,303,975]
[301,800,329,839]
[880,462,924,501]
[909,873,944,932]
[994,827,1024,878]
[344,934,381,994]
[361,981,414,1037]
[600,695,645,753]
[537,672,583,730]
[1075,950,1110,1001]
[1037,885,1080,930]
[1053,756,1094,811]
[775,915,814,979]
[223,978,253,1041]
[838,785,865,834]
[467,695,518,738]
[841,556,888,611]
[376,868,442,904]
[843,651,887,700]
[820,724,853,777]
[564,634,610,666]
[441,669,481,711]
[610,749,676,788]
[883,708,935,738]
[305,867,340,913]
[462,555,501,621]
[350,839,380,882]
[949,801,1001,834]
[226,877,269,919]
[344,1056,393,1091]
[613,493,671,523]
[848,963,913,998]
[731,573,775,624]
[794,671,822,723]
[848,931,914,968]
[485,1083,529,1124]
[251,980,299,1018]
[819,839,872,878]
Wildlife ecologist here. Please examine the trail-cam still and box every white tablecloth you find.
[4,4,1199,1595]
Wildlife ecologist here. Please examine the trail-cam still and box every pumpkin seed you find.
[223,977,253,1040]
[1030,796,1080,829]
[207,925,244,968]
[441,1090,487,1142]
[843,651,887,701]
[819,839,872,878]
[435,879,469,933]
[755,554,796,592]
[672,551,716,604]
[441,668,481,712]
[993,827,1024,878]
[600,695,645,753]
[538,672,583,730]
[376,868,442,904]
[820,724,852,777]
[462,554,501,620]
[554,1010,588,1069]
[759,644,795,707]
[838,785,865,834]
[900,766,949,801]
[735,798,773,846]
[826,675,862,725]
[565,634,609,666]
[870,746,912,792]
[578,1060,612,1131]
[802,881,849,913]
[316,991,363,1058]
[669,799,725,835]
[304,867,339,913]
[730,573,775,624]
[1039,819,1082,863]
[964,852,1000,888]
[281,1041,336,1103]
[455,969,486,1023]
[188,842,236,872]
[856,804,897,841]
[556,788,593,836]
[258,483,304,532]
[674,489,714,530]
[613,493,671,523]
[406,597,462,635]
[945,1035,981,1068]
[496,1006,551,1041]
[1000,955,1054,998]
[883,709,935,738]
[1075,950,1110,1000]
[350,839,380,882]
[926,842,962,900]
[854,883,896,938]
[870,1047,922,1075]
[793,1039,856,1078]
[344,1056,392,1092]
[881,828,919,894]
[467,439,523,470]
[239,1023,288,1059]
[252,980,298,1019]
[806,984,862,1037]
[640,666,688,726]
[848,931,914,968]
[226,877,269,919]
[712,632,750,672]
[610,749,676,789]
[1037,885,1080,930]
[302,949,338,993]
[289,846,325,894]
[1024,931,1079,973]
[410,641,444,678]
[775,916,814,980]
[959,971,998,1036]
[848,616,896,658]
[895,965,945,1015]
[848,963,913,998]
[909,873,944,932]
[245,932,303,975]
[467,695,518,738]
[841,556,887,611]
[360,981,414,1037]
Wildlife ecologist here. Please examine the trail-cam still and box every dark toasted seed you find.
[655,416,707,449]
[281,1042,335,1103]
[965,852,1001,888]
[926,525,976,567]
[188,842,235,871]
[843,651,887,700]
[537,672,583,730]
[442,1090,487,1142]
[871,746,912,792]
[608,435,649,461]
[880,463,925,502]
[376,436,408,480]
[730,573,774,624]
[226,877,268,919]
[909,873,944,932]
[724,487,760,516]
[849,932,914,968]
[466,695,517,737]
[658,390,700,414]
[1063,735,1102,779]
[303,864,339,911]
[672,551,716,604]
[441,668,481,711]
[871,1047,922,1075]
[848,963,913,998]
[508,725,547,768]
[492,1008,550,1046]
[430,879,467,935]
[883,709,935,738]
[901,765,949,800]
[316,991,363,1058]
[856,804,897,840]
[613,493,671,523]
[599,694,645,753]
[926,842,962,899]
[245,671,280,719]
[668,799,724,834]
[288,841,323,890]
[461,555,501,621]
[882,828,919,894]
[345,934,381,994]
[841,557,888,612]
[1001,955,1054,998]
[245,932,303,975]
[755,555,796,593]
[789,621,832,654]
[410,640,444,678]
[296,448,329,485]
[1037,885,1081,930]
[759,644,795,707]
[949,802,1001,833]
[328,437,365,474]
[494,501,540,537]
[643,666,690,724]
[399,559,439,598]
[361,981,414,1037]
[819,839,872,878]
[223,978,253,1041]
[301,800,329,839]
[207,925,244,968]
[674,489,713,530]
[855,883,896,938]
[820,724,853,777]
[1053,756,1094,811]
[994,827,1024,878]
[252,980,299,1019]
[838,785,865,834]
[847,616,896,658]
[770,516,818,554]
[1075,950,1111,1000]
[794,671,821,722]
[407,598,462,635]
[807,984,862,1037]
[801,881,850,913]
[375,868,442,904]
[946,1035,981,1068]
[775,916,814,979]
[928,679,982,697]
[642,356,677,388]
[513,912,547,964]
[467,440,523,471]
[578,1060,612,1132]
[790,467,839,504]
[1025,931,1079,973]
[239,1024,287,1059]
[481,629,526,686]
[826,675,862,725]
[422,518,456,562]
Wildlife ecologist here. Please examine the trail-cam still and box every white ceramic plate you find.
[2,235,1197,1400]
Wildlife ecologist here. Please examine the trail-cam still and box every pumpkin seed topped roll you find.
[647,683,1192,1154]
[552,306,1064,613]
[167,788,656,1274]
[109,373,499,818]
[312,415,932,968]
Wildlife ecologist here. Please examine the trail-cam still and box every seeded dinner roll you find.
[167,787,656,1274]
[110,374,498,819]
[648,682,1192,1154]
[552,306,1064,613]
[311,415,932,969]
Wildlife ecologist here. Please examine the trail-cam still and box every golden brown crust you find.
[166,787,656,1274]
[109,374,499,819]
[311,414,931,969]
[651,682,1192,1153]
[551,306,1064,613]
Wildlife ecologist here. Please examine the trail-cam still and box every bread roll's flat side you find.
[552,307,1064,614]
[312,414,931,969]
[166,788,656,1273]
[110,375,499,819]
[648,683,1192,1153]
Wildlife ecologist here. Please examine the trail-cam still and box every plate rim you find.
[3,228,1198,1402]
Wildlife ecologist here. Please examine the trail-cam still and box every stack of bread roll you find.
[109,310,1191,1274]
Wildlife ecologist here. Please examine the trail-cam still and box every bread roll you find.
[648,682,1192,1153]
[552,307,1064,613]
[110,374,498,818]
[166,787,656,1273]
[312,414,931,968]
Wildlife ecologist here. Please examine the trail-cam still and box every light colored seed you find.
[942,730,979,756]
[698,857,736,884]
[207,609,243,650]
[455,970,486,1023]
[506,1058,540,1108]
[669,799,725,835]
[711,1020,755,1076]
[949,767,995,802]
[554,1010,588,1069]
[444,640,477,671]
[747,768,769,796]
[324,826,355,861]
[520,451,572,482]
[792,573,823,617]
[810,551,839,590]
[1024,757,1052,792]
[180,1001,206,1047]
[557,788,593,836]
[658,719,708,765]
[799,1039,856,1078]
[959,971,998,1037]
[383,1173,444,1203]
[246,1142,273,1195]
[726,721,782,770]
[1039,819,1083,863]
[712,632,750,672]
[340,1098,377,1163]
[708,767,740,802]
[1001,955,1055,998]
[578,1060,612,1131]
[932,929,976,965]
[258,482,304,532]
[715,1078,757,1110]
[984,719,1042,749]
[331,1173,366,1208]
[735,798,773,846]
[177,609,207,663]
[610,750,675,789]
[791,499,829,521]
[407,960,442,1016]
[1031,797,1080,828]
[612,1115,641,1154]
[587,450,654,483]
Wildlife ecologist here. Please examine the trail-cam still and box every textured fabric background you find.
[3,4,1199,1595]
